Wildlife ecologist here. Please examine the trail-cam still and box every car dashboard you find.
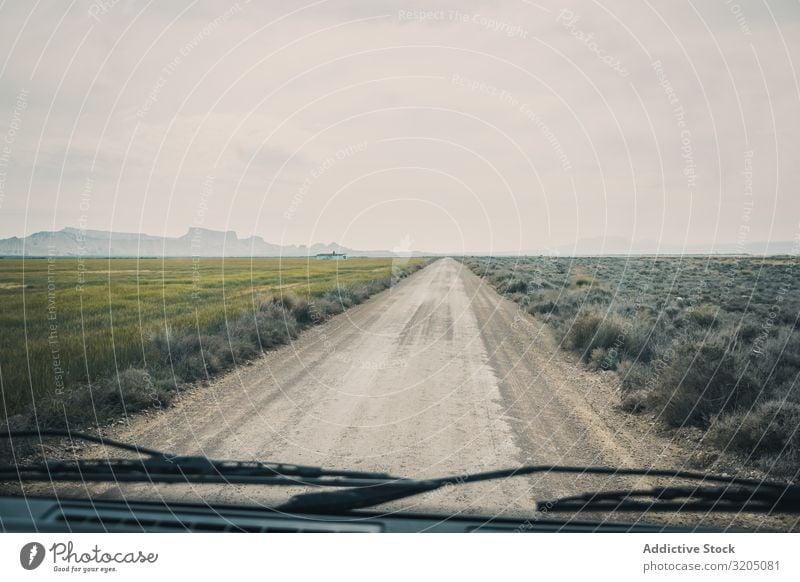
[0,496,712,533]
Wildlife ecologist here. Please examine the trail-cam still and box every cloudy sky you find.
[0,0,798,254]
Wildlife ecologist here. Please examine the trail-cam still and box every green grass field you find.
[0,257,425,427]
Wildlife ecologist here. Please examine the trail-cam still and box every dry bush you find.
[646,339,761,427]
[708,400,800,466]
[32,367,172,429]
[566,310,625,359]
[616,359,652,393]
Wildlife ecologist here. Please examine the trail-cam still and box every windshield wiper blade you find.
[277,479,442,513]
[2,458,399,488]
[1,430,399,487]
[5,431,797,516]
[4,429,165,456]
[276,466,797,515]
[538,483,800,514]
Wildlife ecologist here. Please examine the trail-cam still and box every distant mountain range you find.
[0,228,795,257]
[0,228,408,258]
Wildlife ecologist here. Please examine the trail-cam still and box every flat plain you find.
[0,256,423,424]
[461,255,800,476]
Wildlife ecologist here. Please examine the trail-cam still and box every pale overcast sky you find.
[0,0,798,253]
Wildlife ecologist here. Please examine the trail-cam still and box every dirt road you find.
[24,258,791,528]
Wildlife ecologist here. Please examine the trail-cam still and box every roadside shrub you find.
[503,278,528,294]
[229,303,298,350]
[71,369,158,417]
[619,389,649,413]
[622,317,657,362]
[263,294,296,312]
[492,269,513,284]
[350,283,373,303]
[317,297,344,317]
[647,339,760,427]
[105,368,162,411]
[289,296,315,326]
[202,334,237,366]
[617,359,652,392]
[566,310,624,358]
[29,386,82,429]
[34,367,172,429]
[323,286,359,309]
[566,311,602,351]
[169,335,223,381]
[589,347,620,371]
[173,351,211,381]
[255,303,299,348]
[524,289,560,313]
[229,337,258,361]
[708,400,800,458]
[527,299,559,315]
[749,328,800,392]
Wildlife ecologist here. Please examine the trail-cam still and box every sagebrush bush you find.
[647,340,761,427]
[503,278,528,294]
[588,347,606,370]
[566,310,624,358]
[588,347,621,371]
[708,400,800,458]
[169,335,230,381]
[176,352,213,381]
[622,317,657,361]
[256,302,299,347]
[323,286,357,310]
[619,389,649,413]
[288,296,315,326]
[105,368,164,411]
[316,297,344,316]
[617,359,652,392]
[527,299,559,315]
[228,337,258,361]
[750,327,800,392]
[33,367,172,429]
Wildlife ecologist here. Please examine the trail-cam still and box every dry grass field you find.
[462,255,800,475]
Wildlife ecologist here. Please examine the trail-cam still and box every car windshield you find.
[0,1,799,533]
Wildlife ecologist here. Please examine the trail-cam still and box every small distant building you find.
[315,250,347,260]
